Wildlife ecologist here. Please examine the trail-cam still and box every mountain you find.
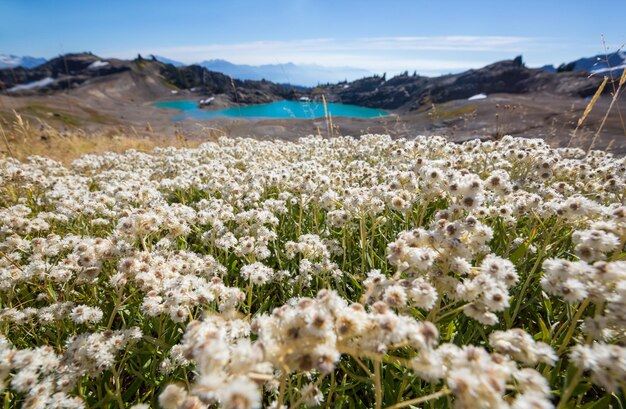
[157,63,302,104]
[0,54,47,69]
[150,55,185,67]
[0,53,131,93]
[0,53,304,105]
[197,59,371,86]
[567,51,625,75]
[537,51,625,76]
[0,53,610,113]
[536,64,557,73]
[318,57,607,111]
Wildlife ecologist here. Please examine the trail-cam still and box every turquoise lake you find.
[153,100,388,120]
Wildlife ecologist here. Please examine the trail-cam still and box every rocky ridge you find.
[316,57,608,111]
[0,54,615,112]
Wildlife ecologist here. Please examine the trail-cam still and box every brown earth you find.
[1,58,624,156]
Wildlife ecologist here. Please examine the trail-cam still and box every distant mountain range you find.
[150,55,185,67]
[1,53,608,114]
[195,59,371,87]
[0,54,47,69]
[151,56,372,86]
[3,51,624,86]
[537,51,625,76]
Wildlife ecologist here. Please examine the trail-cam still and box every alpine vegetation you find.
[0,134,625,408]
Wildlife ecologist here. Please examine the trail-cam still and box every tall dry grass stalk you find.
[322,94,331,138]
[566,76,608,148]
[0,124,14,158]
[588,68,626,152]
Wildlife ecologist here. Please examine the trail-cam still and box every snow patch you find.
[88,60,109,69]
[468,93,487,100]
[8,77,55,92]
[0,54,20,66]
[590,64,626,74]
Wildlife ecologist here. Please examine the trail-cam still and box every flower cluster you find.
[0,134,624,408]
[0,328,140,409]
[570,343,626,393]
[165,290,555,409]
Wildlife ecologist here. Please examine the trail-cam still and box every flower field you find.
[0,134,624,408]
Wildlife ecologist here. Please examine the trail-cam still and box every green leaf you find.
[537,315,551,342]
[543,295,553,317]
[446,321,456,341]
[578,394,611,409]
[509,241,528,264]
[123,377,144,402]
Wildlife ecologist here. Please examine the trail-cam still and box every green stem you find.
[325,371,336,409]
[374,359,382,409]
[247,280,254,316]
[109,365,125,409]
[106,287,124,330]
[277,373,287,407]
[556,367,584,409]
[384,388,451,409]
[433,303,469,323]
[511,219,562,322]
[297,195,303,238]
[557,299,590,355]
[360,217,367,274]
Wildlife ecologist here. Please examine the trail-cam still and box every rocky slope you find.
[316,57,608,111]
[0,53,303,104]
[157,63,301,104]
[0,53,130,93]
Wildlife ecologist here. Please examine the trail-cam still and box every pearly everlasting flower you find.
[569,343,626,393]
[300,382,324,406]
[572,229,620,262]
[2,131,625,408]
[239,262,275,285]
[159,384,188,409]
[218,377,261,409]
[490,329,557,366]
[69,305,103,325]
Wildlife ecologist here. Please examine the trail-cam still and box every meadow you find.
[0,132,624,408]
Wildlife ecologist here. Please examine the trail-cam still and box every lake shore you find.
[2,91,625,156]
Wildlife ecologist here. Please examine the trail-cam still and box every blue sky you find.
[1,0,624,76]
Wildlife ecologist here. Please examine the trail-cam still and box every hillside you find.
[0,53,623,156]
[0,53,302,103]
[316,58,607,111]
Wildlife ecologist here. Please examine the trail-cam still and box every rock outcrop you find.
[0,53,130,93]
[316,58,607,111]
[0,53,304,105]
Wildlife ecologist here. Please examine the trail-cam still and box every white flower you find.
[159,384,187,409]
[218,377,261,409]
[240,262,275,285]
[69,306,103,325]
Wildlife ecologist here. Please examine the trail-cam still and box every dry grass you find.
[0,111,208,164]
[588,67,626,151]
[2,59,625,164]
